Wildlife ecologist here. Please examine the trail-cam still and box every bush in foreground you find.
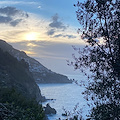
[0,87,45,120]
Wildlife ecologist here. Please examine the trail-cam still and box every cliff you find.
[0,40,71,83]
[0,48,45,102]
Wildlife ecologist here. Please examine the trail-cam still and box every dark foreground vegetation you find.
[0,48,46,119]
[0,87,45,120]
[0,48,44,102]
[68,0,120,119]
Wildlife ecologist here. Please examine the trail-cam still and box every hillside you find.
[0,48,45,102]
[0,40,71,83]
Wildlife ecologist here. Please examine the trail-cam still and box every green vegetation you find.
[68,0,120,119]
[0,48,46,119]
[0,87,45,120]
[0,48,43,102]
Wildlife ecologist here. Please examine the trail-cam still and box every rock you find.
[44,104,56,114]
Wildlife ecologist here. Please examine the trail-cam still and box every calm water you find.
[38,75,90,120]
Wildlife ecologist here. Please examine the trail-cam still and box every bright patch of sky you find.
[0,0,85,75]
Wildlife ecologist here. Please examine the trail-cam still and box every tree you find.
[0,87,45,120]
[71,0,120,119]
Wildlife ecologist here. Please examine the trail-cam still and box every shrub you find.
[0,87,45,120]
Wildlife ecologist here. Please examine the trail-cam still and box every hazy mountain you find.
[0,40,71,83]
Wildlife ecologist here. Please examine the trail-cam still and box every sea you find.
[38,74,90,120]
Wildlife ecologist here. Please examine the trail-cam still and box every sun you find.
[25,32,37,40]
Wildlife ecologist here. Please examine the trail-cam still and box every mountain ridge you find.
[0,40,72,83]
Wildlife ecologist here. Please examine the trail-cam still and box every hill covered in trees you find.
[0,48,47,119]
[0,48,45,102]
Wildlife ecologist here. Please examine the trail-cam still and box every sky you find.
[0,0,85,76]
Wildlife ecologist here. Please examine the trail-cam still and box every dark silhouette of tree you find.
[70,0,120,119]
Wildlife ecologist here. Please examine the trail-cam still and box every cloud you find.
[0,6,29,17]
[54,34,77,39]
[0,8,80,44]
[53,34,62,38]
[0,1,38,6]
[47,29,55,36]
[27,43,38,47]
[46,14,69,37]
[49,14,67,30]
[0,16,12,23]
[0,6,28,26]
[10,19,22,26]
[24,50,36,55]
[0,7,20,16]
[65,35,77,39]
[38,6,41,9]
[47,14,77,40]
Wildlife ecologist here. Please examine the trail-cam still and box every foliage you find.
[62,103,83,120]
[0,47,46,119]
[69,0,120,119]
[91,103,120,120]
[0,87,45,120]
